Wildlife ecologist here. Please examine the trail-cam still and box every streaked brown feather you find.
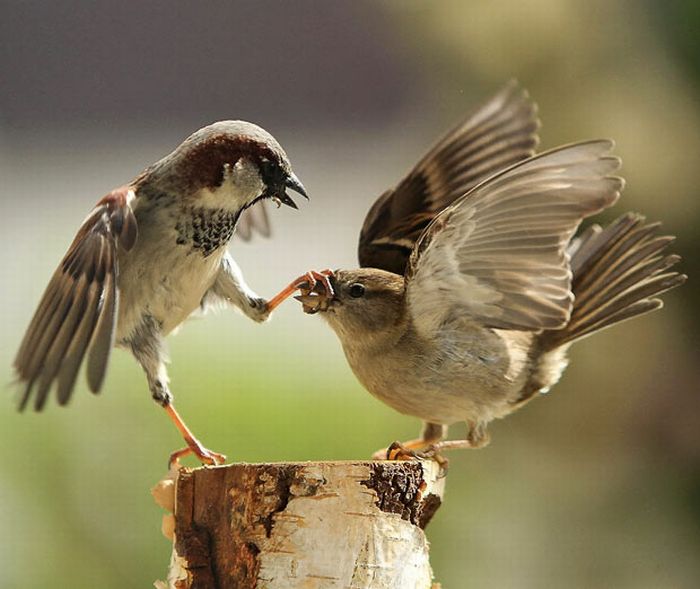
[359,80,540,274]
[56,280,102,404]
[14,187,137,410]
[86,251,118,394]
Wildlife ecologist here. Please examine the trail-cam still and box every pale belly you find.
[115,234,224,341]
[342,326,534,426]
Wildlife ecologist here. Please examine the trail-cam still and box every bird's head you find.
[296,268,406,343]
[146,120,307,212]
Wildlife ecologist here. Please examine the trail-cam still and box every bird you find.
[279,83,687,462]
[14,120,309,465]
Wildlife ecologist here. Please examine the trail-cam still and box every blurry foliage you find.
[655,0,700,82]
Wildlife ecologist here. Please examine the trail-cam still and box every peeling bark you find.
[155,460,445,589]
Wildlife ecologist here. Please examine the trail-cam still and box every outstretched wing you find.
[358,81,540,275]
[235,201,271,241]
[405,141,623,337]
[14,187,138,411]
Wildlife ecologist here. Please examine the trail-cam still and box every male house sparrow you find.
[14,121,308,465]
[282,84,686,459]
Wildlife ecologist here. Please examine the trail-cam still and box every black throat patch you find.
[175,206,239,257]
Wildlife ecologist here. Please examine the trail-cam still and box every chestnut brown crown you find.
[139,120,307,208]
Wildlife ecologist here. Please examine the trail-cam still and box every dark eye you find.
[259,157,281,184]
[349,283,365,298]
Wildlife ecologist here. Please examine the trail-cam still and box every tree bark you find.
[153,460,445,589]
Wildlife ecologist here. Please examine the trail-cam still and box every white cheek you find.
[194,158,264,212]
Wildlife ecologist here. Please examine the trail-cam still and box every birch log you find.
[153,460,445,589]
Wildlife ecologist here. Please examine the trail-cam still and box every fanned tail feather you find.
[543,212,686,348]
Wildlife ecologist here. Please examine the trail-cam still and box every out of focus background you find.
[1,1,699,587]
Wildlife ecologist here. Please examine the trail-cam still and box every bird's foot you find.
[385,441,421,461]
[372,437,436,461]
[168,441,227,469]
[163,403,226,469]
[267,269,335,313]
[374,441,450,475]
[412,444,450,476]
[294,269,335,313]
[245,295,271,323]
[300,269,335,296]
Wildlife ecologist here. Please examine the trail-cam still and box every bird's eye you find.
[260,158,273,175]
[259,158,280,183]
[349,283,365,298]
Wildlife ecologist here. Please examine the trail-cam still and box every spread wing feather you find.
[358,81,540,275]
[406,141,623,336]
[14,188,137,410]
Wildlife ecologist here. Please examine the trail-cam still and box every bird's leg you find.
[421,421,491,455]
[266,269,335,312]
[163,402,226,468]
[150,380,226,468]
[373,422,447,460]
[131,327,226,468]
[209,253,269,323]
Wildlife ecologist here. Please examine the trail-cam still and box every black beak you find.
[267,171,308,210]
[285,172,308,199]
[276,191,299,209]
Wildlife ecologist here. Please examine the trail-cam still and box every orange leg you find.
[266,269,335,312]
[372,422,447,460]
[372,438,434,461]
[164,403,226,468]
[376,422,490,477]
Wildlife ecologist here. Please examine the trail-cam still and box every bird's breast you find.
[115,204,226,341]
[339,322,535,425]
[174,206,239,257]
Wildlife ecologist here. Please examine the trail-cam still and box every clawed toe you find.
[373,441,448,474]
[168,444,227,469]
[386,441,418,461]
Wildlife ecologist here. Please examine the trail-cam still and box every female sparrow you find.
[280,86,686,460]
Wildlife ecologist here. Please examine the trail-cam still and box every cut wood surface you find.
[153,460,445,589]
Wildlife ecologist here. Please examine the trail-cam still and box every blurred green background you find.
[1,1,699,587]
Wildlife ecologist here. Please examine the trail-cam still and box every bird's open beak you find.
[286,173,308,199]
[294,293,324,314]
[271,172,308,210]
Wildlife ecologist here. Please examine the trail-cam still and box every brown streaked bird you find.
[274,84,687,461]
[14,120,309,465]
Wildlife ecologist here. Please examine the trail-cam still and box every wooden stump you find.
[153,460,445,589]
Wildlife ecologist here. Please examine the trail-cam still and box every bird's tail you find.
[542,213,686,349]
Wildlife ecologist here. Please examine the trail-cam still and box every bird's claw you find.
[296,269,334,295]
[294,269,335,313]
[247,296,270,322]
[386,441,419,461]
[168,443,227,470]
[377,441,450,476]
[267,269,334,313]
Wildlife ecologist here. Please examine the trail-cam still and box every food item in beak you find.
[295,280,333,314]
